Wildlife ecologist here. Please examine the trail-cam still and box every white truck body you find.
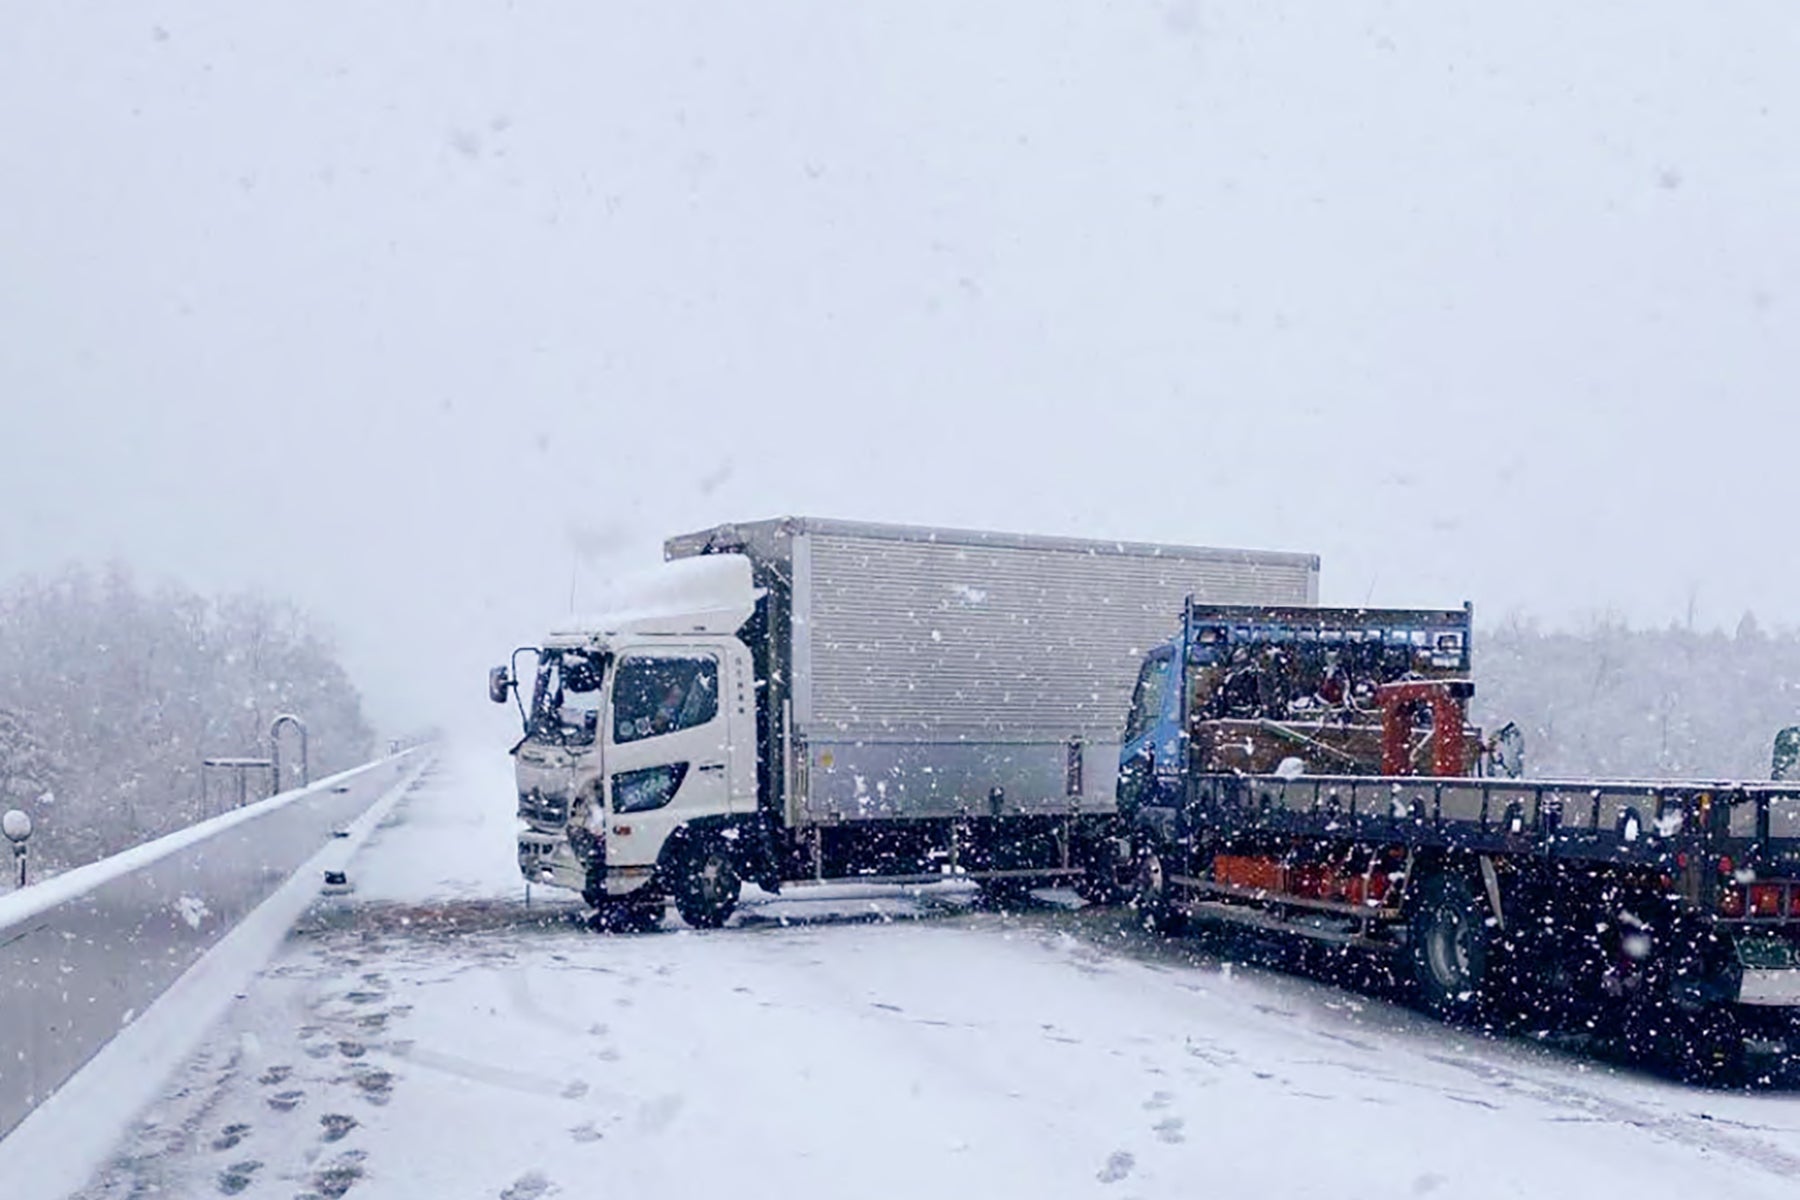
[502,517,1318,924]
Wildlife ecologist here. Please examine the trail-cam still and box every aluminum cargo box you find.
[666,517,1318,825]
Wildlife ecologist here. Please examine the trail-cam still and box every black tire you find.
[1409,871,1493,1021]
[1677,1008,1748,1085]
[973,877,1036,910]
[588,899,665,933]
[671,840,741,929]
[1133,843,1185,935]
[1622,995,1747,1085]
[1074,837,1134,906]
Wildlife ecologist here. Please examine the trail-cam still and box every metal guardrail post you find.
[270,713,309,791]
[0,749,426,1152]
[201,758,275,808]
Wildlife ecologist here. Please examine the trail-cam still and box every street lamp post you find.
[3,808,32,889]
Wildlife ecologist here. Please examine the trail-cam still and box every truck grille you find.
[518,789,570,826]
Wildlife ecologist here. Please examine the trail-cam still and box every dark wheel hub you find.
[1423,901,1476,992]
[1410,872,1491,1020]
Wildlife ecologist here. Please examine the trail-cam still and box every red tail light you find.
[1749,883,1784,917]
[1720,886,1746,918]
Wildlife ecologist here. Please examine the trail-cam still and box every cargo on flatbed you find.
[1121,599,1800,1079]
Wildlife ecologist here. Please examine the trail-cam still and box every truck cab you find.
[494,555,764,926]
[1119,601,1481,820]
[1117,643,1183,813]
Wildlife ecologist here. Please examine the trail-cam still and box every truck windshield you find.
[527,650,608,746]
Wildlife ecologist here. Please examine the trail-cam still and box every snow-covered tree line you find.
[0,566,373,871]
[1474,613,1800,782]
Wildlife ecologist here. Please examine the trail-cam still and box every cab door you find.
[1118,646,1176,810]
[602,647,729,868]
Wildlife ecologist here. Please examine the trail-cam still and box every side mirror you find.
[1491,722,1524,780]
[1774,726,1800,781]
[488,666,513,705]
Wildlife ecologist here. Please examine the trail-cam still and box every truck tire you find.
[588,900,665,934]
[671,841,741,929]
[1673,1008,1747,1084]
[974,877,1036,909]
[1409,871,1492,1021]
[1074,837,1134,906]
[1133,843,1185,935]
[1623,990,1747,1084]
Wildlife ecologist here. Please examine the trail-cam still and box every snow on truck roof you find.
[665,515,1320,569]
[546,552,762,644]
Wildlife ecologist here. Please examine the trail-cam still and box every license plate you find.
[1737,936,1800,969]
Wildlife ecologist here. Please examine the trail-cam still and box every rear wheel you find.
[1409,872,1493,1021]
[671,841,741,929]
[973,876,1037,910]
[1074,837,1134,906]
[1133,843,1185,935]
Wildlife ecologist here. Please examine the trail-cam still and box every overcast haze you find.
[4,3,1798,734]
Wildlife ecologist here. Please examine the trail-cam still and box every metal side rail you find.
[0,748,430,1145]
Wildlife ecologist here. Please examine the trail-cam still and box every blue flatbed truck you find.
[1121,600,1800,1078]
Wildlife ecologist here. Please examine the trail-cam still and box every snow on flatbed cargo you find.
[68,749,1800,1200]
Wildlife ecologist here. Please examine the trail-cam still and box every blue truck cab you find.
[1117,600,1477,822]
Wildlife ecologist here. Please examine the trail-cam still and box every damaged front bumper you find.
[517,828,586,892]
[516,825,657,900]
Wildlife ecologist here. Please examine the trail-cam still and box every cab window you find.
[611,655,719,743]
[1124,651,1173,744]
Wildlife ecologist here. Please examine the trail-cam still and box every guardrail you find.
[0,749,427,1143]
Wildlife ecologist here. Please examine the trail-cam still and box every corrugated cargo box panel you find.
[668,518,1317,823]
[797,531,1316,739]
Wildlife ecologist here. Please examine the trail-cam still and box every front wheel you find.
[671,841,742,929]
[588,900,665,933]
[1409,871,1493,1021]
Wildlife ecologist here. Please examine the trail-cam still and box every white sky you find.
[4,3,1798,734]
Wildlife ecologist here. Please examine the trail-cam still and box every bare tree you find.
[0,566,374,870]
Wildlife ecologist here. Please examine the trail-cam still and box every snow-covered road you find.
[71,748,1800,1200]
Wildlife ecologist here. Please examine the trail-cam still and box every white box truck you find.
[491,517,1318,928]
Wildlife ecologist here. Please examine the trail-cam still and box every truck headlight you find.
[612,763,688,814]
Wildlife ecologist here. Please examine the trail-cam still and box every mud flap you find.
[1479,855,1506,932]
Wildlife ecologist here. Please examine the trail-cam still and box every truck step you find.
[1174,896,1397,951]
[1172,873,1403,922]
[782,872,959,890]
